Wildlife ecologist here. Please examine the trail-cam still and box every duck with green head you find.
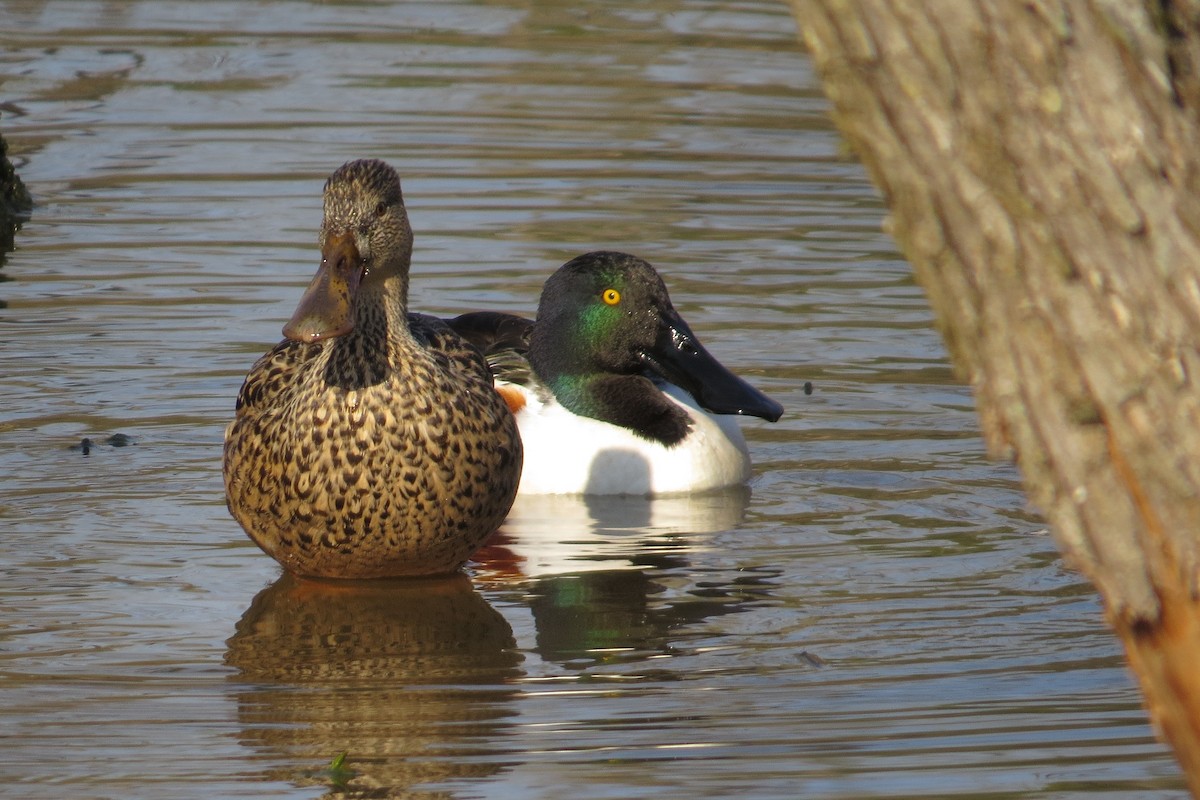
[450,251,781,495]
[224,159,522,579]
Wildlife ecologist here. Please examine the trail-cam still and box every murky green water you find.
[0,1,1186,798]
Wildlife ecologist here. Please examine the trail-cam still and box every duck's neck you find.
[322,274,410,389]
[380,273,411,332]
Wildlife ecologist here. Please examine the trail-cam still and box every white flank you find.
[509,382,752,495]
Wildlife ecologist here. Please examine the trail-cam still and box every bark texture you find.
[789,0,1200,791]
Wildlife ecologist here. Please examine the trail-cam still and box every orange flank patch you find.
[495,385,526,414]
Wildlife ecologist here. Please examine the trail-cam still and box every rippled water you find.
[0,1,1186,798]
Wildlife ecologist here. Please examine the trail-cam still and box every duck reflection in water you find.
[224,573,520,796]
[474,488,780,670]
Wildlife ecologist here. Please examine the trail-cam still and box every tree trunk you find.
[788,0,1200,792]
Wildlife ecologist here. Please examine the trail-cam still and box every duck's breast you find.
[511,383,750,495]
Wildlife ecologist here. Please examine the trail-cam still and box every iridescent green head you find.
[528,251,782,441]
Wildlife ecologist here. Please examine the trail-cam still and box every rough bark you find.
[788,0,1200,791]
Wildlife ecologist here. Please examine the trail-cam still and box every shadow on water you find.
[224,573,521,797]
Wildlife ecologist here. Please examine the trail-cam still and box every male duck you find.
[449,251,781,495]
[224,159,522,579]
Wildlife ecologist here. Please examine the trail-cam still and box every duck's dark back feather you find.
[446,311,536,386]
[447,311,532,355]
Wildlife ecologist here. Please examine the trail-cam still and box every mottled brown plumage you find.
[223,159,522,578]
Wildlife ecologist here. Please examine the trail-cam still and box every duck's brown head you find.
[283,159,414,343]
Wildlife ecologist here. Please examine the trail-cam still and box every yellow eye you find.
[602,288,621,306]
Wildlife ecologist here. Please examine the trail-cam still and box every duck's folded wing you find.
[445,311,536,386]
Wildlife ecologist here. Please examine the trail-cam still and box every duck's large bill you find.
[283,231,363,342]
[638,307,783,422]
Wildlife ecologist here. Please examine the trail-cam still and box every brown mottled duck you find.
[223,159,522,579]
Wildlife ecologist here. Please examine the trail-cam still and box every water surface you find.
[0,1,1185,798]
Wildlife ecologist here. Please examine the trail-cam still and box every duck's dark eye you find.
[374,201,388,217]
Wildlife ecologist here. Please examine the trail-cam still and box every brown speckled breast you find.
[224,311,522,579]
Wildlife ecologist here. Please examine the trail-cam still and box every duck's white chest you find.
[511,384,751,495]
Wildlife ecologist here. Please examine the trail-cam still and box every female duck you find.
[450,251,781,495]
[224,159,522,579]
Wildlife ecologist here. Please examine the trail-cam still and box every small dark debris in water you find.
[803,381,813,395]
[69,433,136,455]
[797,650,825,668]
